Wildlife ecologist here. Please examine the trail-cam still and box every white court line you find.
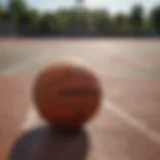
[22,101,160,146]
[105,101,160,145]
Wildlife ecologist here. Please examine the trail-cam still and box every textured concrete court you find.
[0,38,160,160]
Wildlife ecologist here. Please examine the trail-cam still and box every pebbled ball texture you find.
[33,62,102,129]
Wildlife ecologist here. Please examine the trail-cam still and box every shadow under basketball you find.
[9,126,89,160]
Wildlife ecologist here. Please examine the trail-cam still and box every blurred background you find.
[0,0,160,37]
[0,1,160,160]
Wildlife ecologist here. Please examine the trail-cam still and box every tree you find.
[56,8,90,32]
[92,10,112,34]
[39,13,60,32]
[56,9,70,31]
[19,9,40,29]
[150,6,160,34]
[0,6,5,19]
[114,13,128,29]
[8,0,28,24]
[0,1,158,36]
[0,5,10,20]
[71,8,91,31]
[129,4,144,30]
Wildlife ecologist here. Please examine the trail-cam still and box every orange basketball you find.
[33,62,102,128]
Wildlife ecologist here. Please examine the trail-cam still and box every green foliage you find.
[150,6,160,33]
[39,13,60,31]
[0,6,4,19]
[0,6,9,20]
[114,13,126,27]
[0,0,159,35]
[129,4,144,30]
[91,10,112,33]
[8,0,28,24]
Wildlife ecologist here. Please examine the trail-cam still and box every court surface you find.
[0,38,160,160]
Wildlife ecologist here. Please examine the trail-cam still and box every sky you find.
[0,0,160,14]
[27,0,160,13]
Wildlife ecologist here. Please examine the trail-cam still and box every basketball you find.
[33,62,102,129]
